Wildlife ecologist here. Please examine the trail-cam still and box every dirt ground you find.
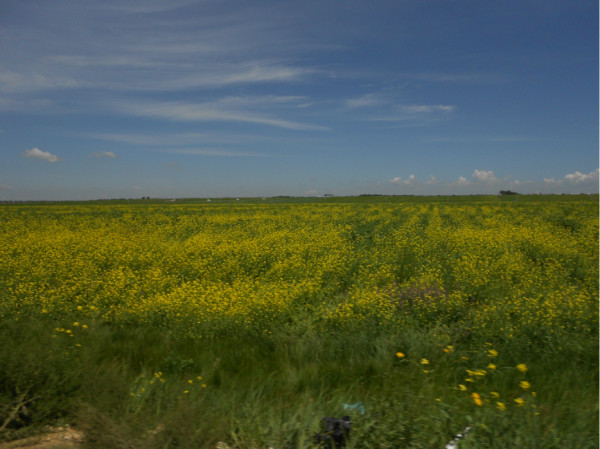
[0,427,84,449]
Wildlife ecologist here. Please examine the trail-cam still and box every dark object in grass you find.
[314,416,351,448]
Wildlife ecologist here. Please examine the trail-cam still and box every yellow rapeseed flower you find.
[396,352,405,358]
[514,398,526,407]
[496,402,506,411]
[516,364,528,373]
[487,349,498,357]
[519,381,531,390]
[458,384,467,391]
[420,358,430,365]
[471,392,483,406]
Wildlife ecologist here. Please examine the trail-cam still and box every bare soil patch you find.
[0,427,83,449]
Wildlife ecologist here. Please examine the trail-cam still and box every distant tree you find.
[499,190,518,195]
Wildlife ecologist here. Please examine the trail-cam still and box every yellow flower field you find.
[0,196,598,447]
[1,197,597,338]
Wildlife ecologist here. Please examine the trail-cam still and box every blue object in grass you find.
[342,402,365,415]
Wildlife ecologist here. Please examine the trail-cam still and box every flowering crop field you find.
[0,196,598,448]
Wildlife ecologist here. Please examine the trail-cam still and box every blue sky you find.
[1,0,598,200]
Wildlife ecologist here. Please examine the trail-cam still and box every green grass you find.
[0,314,597,448]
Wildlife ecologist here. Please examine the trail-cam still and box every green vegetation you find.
[0,195,597,448]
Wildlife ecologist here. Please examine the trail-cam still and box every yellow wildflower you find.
[487,349,498,357]
[516,364,528,373]
[420,358,430,365]
[396,352,405,358]
[471,392,483,406]
[519,381,531,390]
[514,398,526,407]
[496,402,506,411]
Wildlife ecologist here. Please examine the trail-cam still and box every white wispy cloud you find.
[0,0,319,95]
[90,132,234,146]
[564,168,599,184]
[118,100,328,131]
[98,0,201,14]
[89,151,117,158]
[159,148,267,157]
[545,168,599,185]
[422,136,542,143]
[457,176,470,186]
[426,174,439,185]
[370,104,455,122]
[220,65,313,85]
[404,72,507,85]
[24,147,59,162]
[0,70,80,94]
[389,174,417,185]
[89,131,296,147]
[115,63,314,92]
[213,96,308,106]
[472,169,497,183]
[400,105,455,114]
[345,93,389,109]
[509,179,530,186]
